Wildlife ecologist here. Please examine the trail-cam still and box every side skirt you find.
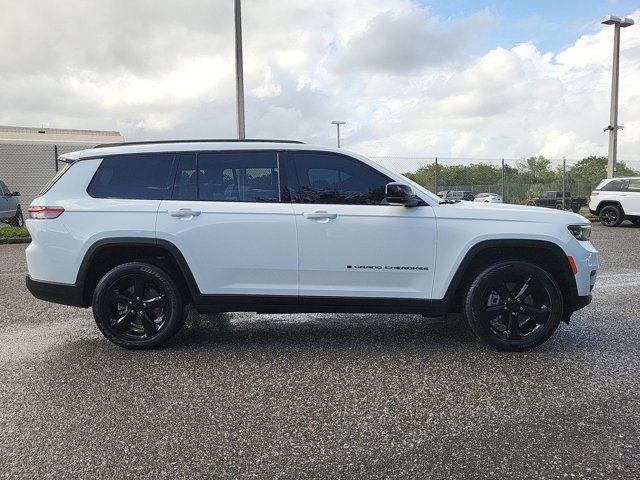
[194,294,449,316]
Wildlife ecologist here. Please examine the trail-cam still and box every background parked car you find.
[0,180,23,227]
[437,190,475,201]
[527,191,585,213]
[589,177,640,227]
[473,192,503,203]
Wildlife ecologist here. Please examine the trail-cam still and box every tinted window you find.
[600,180,628,191]
[88,154,174,199]
[198,151,279,202]
[292,152,390,204]
[0,181,7,195]
[171,153,197,200]
[627,179,640,192]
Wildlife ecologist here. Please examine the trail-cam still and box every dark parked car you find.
[0,180,23,227]
[527,191,586,213]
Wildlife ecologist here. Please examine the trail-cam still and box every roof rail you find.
[93,138,305,149]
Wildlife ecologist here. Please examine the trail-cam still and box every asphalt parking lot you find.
[0,223,638,479]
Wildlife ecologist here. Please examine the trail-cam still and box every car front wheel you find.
[92,262,184,349]
[464,260,563,351]
[599,205,623,227]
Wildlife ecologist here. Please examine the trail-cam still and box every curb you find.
[0,237,31,244]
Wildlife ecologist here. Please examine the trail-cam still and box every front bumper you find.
[26,275,86,308]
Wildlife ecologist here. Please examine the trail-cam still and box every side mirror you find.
[11,192,20,197]
[385,182,419,207]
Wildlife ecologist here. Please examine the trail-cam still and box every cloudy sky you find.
[1,0,639,164]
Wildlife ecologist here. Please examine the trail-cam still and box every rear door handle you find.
[168,208,201,218]
[303,211,337,220]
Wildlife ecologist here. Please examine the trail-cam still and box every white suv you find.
[25,140,598,351]
[589,177,640,227]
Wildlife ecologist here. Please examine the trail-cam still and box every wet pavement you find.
[0,223,638,479]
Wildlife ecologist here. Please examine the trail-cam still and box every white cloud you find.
[0,0,639,169]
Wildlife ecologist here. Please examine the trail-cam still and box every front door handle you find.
[303,211,337,220]
[168,208,201,218]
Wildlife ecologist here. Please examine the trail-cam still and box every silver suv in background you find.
[0,180,23,227]
[589,177,640,227]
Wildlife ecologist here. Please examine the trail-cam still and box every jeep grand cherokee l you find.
[25,140,598,351]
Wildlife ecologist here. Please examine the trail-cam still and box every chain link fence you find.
[2,144,639,208]
[371,156,640,205]
[0,143,95,206]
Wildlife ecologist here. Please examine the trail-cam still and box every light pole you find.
[601,15,634,178]
[235,0,246,140]
[331,120,346,147]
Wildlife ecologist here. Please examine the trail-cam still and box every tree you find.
[567,156,640,193]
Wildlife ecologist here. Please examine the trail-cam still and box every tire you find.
[8,206,24,227]
[464,260,563,352]
[571,205,580,213]
[92,262,184,349]
[555,203,564,210]
[599,205,623,227]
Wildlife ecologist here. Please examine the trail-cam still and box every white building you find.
[0,125,124,205]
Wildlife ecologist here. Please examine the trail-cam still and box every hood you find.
[434,200,589,226]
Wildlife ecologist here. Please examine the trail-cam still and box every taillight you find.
[590,191,599,196]
[27,206,65,219]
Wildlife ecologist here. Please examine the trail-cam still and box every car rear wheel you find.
[8,206,24,227]
[464,260,563,351]
[599,205,623,227]
[92,262,184,349]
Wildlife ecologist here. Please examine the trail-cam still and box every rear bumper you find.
[26,275,86,308]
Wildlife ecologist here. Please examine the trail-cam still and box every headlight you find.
[568,224,591,241]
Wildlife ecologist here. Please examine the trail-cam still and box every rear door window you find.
[627,179,640,192]
[87,154,175,199]
[197,151,279,202]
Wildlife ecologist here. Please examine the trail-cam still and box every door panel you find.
[625,179,640,215]
[157,201,297,295]
[293,204,436,298]
[156,150,298,296]
[287,151,436,299]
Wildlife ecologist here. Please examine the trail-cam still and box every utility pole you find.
[501,158,505,202]
[331,121,346,147]
[234,0,246,139]
[562,157,566,210]
[601,15,634,178]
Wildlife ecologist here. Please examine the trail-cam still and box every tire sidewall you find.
[92,262,183,349]
[464,260,563,351]
[599,205,622,227]
[9,206,23,227]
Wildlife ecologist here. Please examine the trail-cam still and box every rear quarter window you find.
[87,154,175,200]
[599,179,629,192]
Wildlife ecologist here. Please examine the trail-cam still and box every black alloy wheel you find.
[464,260,563,351]
[599,205,623,227]
[93,263,184,349]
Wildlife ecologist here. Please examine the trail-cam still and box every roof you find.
[64,140,343,161]
[93,138,304,148]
